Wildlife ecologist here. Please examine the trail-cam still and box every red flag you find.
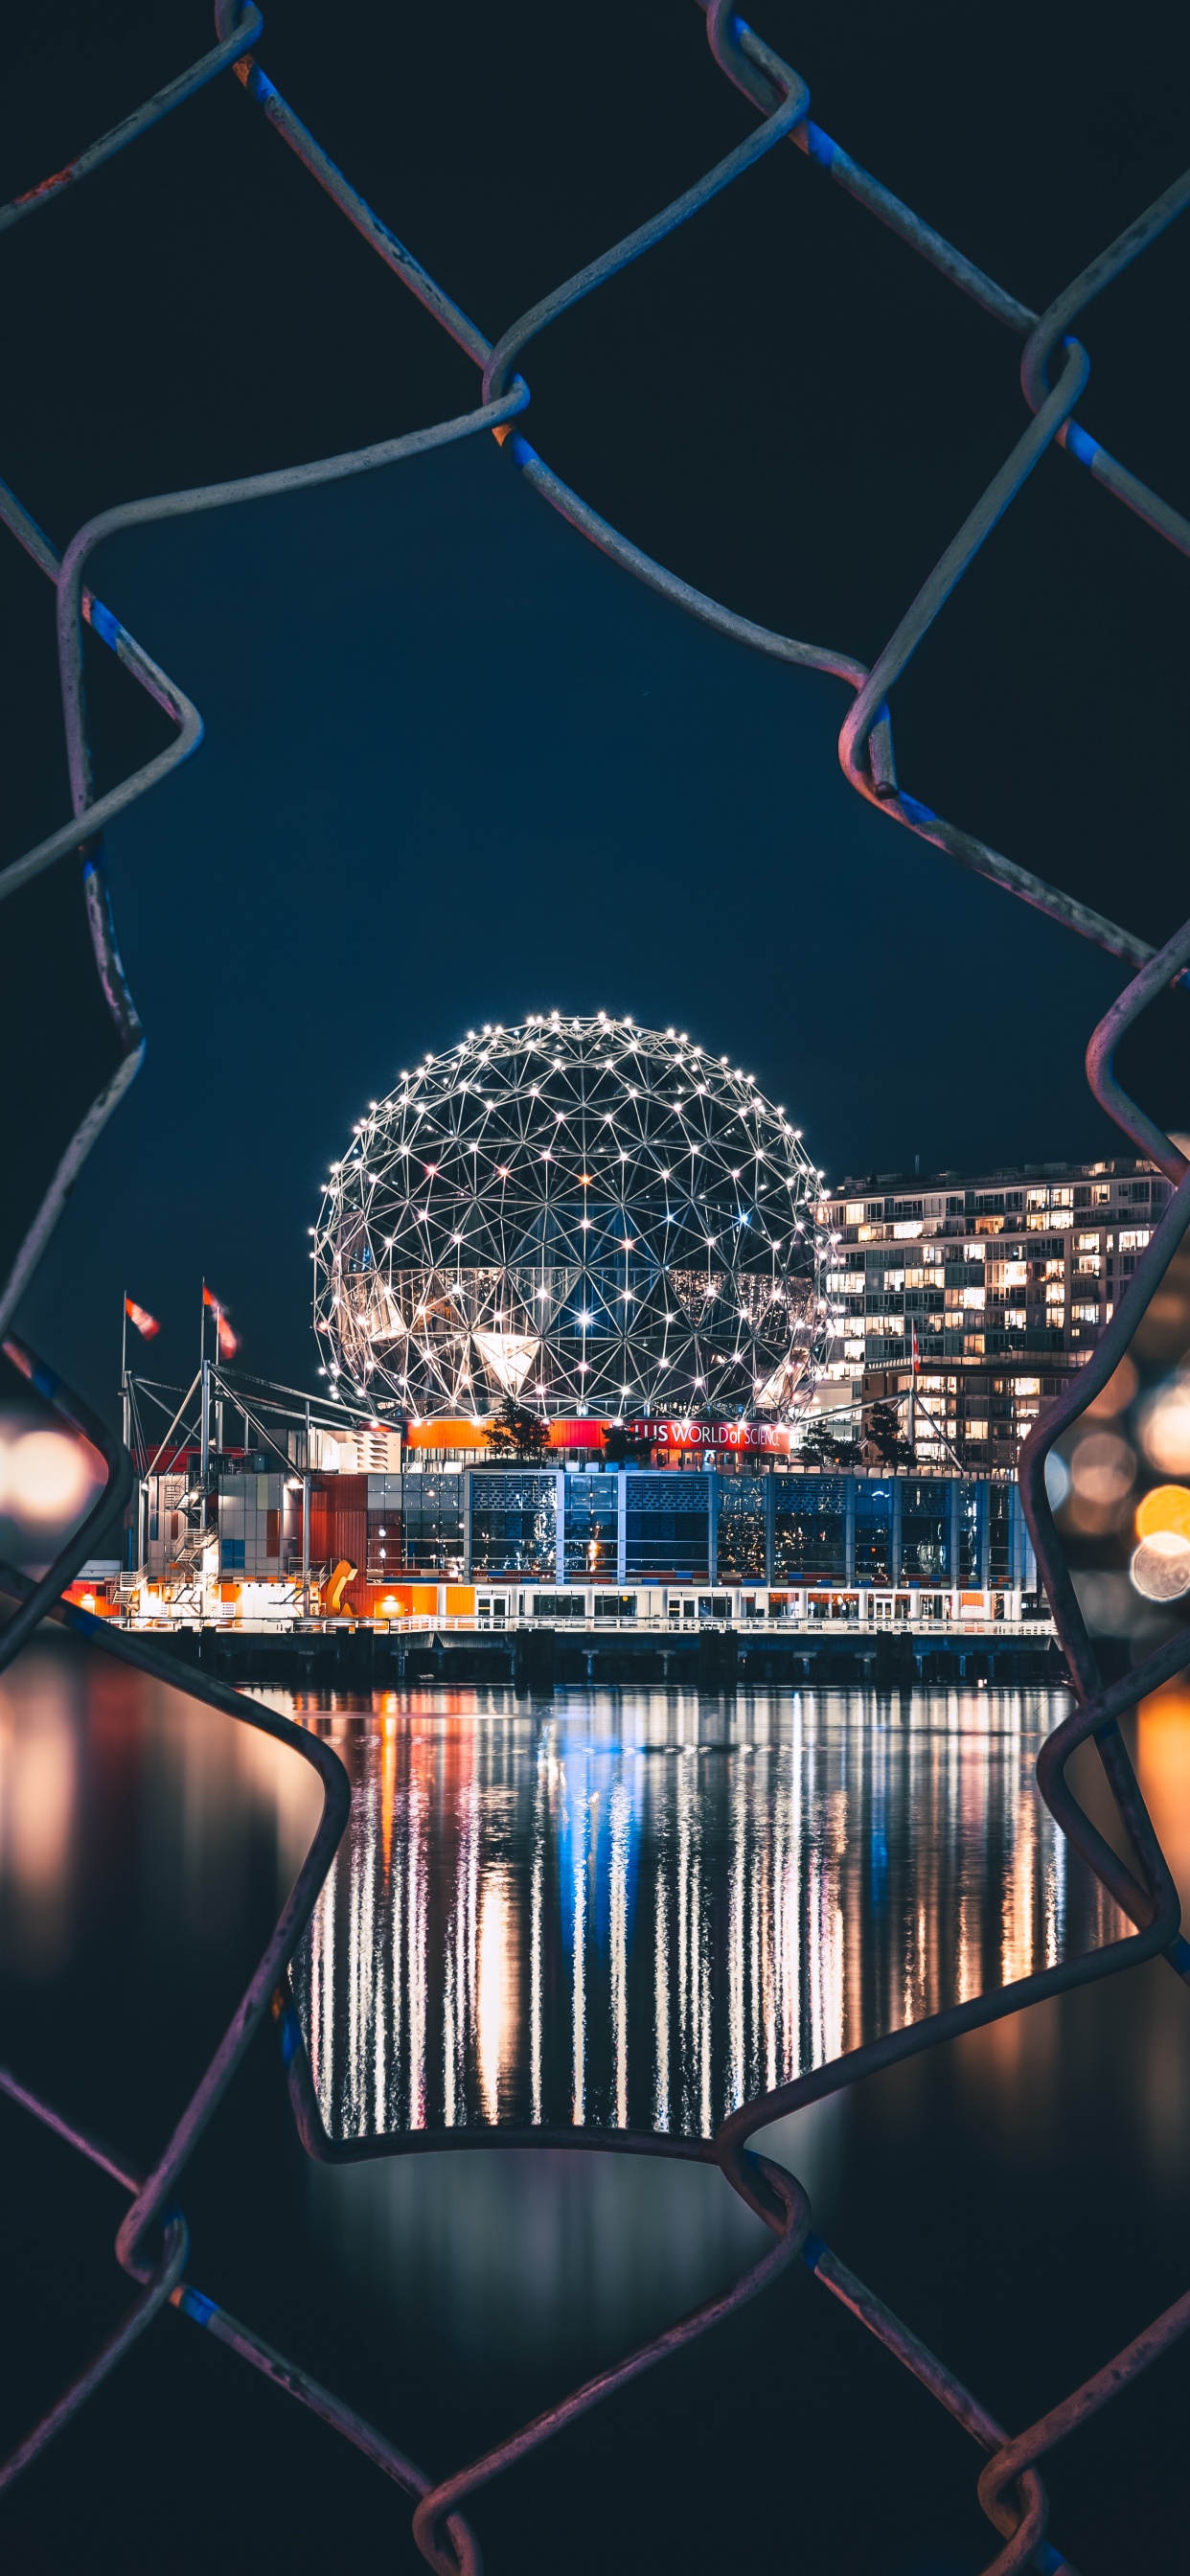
[911,1325,920,1374]
[125,1295,159,1341]
[203,1284,240,1358]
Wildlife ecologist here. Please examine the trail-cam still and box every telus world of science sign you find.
[625,1419,796,1454]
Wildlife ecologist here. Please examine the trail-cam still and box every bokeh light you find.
[1132,1532,1190,1602]
[1068,1432,1135,1506]
[1135,1485,1190,1543]
[0,1431,95,1523]
[0,1410,104,1565]
[1140,1384,1190,1477]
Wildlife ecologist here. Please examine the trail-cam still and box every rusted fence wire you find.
[1,4,1189,2565]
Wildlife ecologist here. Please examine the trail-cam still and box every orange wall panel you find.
[404,1419,490,1451]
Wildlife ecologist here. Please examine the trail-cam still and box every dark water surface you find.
[1,1639,1188,2573]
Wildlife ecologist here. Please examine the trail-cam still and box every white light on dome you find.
[312,1017,826,1419]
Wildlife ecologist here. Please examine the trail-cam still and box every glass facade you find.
[772,1478,848,1582]
[988,1482,1011,1588]
[563,1473,618,1580]
[716,1476,767,1579]
[853,1481,892,1583]
[264,1464,1021,1586]
[900,1480,949,1583]
[955,1483,983,1586]
[469,1473,558,1576]
[376,1475,465,1575]
[624,1472,709,1582]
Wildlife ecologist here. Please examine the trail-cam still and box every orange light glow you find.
[1137,1688,1190,1913]
[1135,1484,1190,1541]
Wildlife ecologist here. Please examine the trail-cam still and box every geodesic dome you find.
[311,1014,828,1419]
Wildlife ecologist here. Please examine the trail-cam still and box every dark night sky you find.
[2,0,1188,1414]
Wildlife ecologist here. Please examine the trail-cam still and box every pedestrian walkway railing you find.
[115,1608,1052,1638]
[2,6,1190,2566]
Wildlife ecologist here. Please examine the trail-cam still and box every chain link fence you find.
[2,6,1190,2565]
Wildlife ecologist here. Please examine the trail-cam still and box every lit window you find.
[1118,1230,1152,1252]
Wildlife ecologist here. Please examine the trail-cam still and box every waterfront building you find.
[124,1456,1035,1627]
[104,1028,1144,1630]
[817,1154,1173,1470]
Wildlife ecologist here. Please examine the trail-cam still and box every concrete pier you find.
[142,1618,1067,1693]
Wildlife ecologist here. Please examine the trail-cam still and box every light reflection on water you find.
[2,1647,1189,2384]
[0,1644,319,1986]
[286,1687,1123,2146]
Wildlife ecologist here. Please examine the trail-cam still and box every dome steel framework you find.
[312,1014,829,1420]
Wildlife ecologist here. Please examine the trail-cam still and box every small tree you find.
[602,1420,630,1465]
[864,1398,912,1467]
[486,1392,551,1462]
[800,1422,861,1470]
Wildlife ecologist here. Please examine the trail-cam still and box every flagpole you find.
[121,1294,131,1443]
[199,1281,211,1491]
[121,1289,132,1579]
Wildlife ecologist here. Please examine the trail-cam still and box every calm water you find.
[286,1687,1122,2145]
[2,1642,1190,2569]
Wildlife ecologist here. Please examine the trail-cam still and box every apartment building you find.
[818,1157,1171,1470]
